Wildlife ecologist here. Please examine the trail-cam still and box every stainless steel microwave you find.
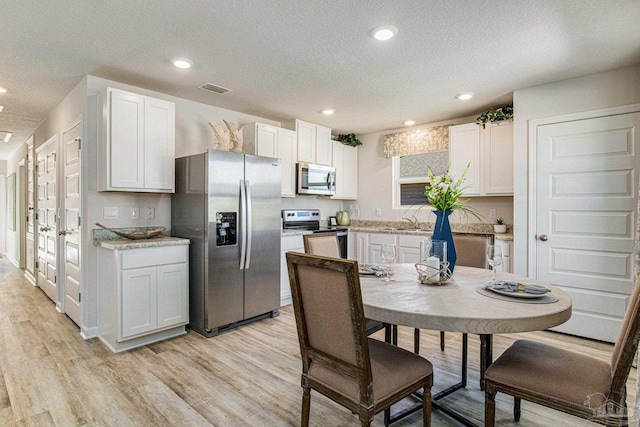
[297,163,336,196]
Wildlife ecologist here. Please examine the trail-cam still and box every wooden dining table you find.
[359,264,572,426]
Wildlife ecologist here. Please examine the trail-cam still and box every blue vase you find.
[432,210,457,273]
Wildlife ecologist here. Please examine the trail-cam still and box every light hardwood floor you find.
[0,258,636,426]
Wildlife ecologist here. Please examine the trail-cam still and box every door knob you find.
[538,234,548,241]
[40,226,50,232]
[58,230,66,236]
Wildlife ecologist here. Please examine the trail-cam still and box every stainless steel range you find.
[282,209,348,258]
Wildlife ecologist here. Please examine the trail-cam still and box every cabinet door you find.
[109,89,144,189]
[121,267,157,338]
[277,128,297,197]
[281,235,304,306]
[495,240,512,273]
[397,234,426,263]
[367,233,396,264]
[256,124,278,158]
[449,123,480,196]
[332,142,357,200]
[296,120,316,163]
[144,97,175,191]
[483,122,513,195]
[347,232,369,264]
[315,125,332,166]
[157,263,188,329]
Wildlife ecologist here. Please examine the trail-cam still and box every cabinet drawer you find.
[121,246,187,270]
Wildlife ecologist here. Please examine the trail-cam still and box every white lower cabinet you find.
[495,239,512,273]
[281,234,305,306]
[348,232,368,265]
[98,243,189,353]
[367,233,397,264]
[397,235,426,263]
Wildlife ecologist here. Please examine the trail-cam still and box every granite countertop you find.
[93,226,190,250]
[97,236,190,250]
[346,220,513,239]
[281,230,313,237]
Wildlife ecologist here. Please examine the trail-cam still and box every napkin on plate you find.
[485,280,550,295]
[360,264,385,277]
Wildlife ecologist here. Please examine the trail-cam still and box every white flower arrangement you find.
[424,164,482,220]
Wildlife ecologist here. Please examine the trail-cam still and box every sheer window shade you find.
[383,125,452,158]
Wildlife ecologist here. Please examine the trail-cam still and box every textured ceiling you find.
[1,0,639,160]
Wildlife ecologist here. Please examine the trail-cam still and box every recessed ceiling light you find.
[172,58,193,69]
[0,88,6,93]
[369,25,398,41]
[403,120,415,126]
[321,109,335,115]
[1,131,12,142]
[455,92,474,100]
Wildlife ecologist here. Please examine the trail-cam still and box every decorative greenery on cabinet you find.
[476,105,514,128]
[332,133,362,147]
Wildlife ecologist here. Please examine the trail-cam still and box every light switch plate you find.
[375,208,382,217]
[131,208,140,220]
[103,207,119,220]
[489,209,497,219]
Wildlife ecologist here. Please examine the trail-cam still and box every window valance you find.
[383,125,451,157]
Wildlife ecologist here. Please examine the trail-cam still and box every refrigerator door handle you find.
[239,179,247,270]
[245,180,253,269]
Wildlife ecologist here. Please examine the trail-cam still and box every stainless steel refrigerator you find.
[172,149,281,337]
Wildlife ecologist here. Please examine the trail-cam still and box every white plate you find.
[359,268,378,276]
[486,287,548,299]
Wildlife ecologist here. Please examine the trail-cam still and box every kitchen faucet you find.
[403,215,421,229]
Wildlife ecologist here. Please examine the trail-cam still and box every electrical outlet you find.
[131,208,140,220]
[144,207,155,220]
[375,208,382,217]
[489,209,497,219]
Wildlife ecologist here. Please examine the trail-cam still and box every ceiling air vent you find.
[198,83,232,95]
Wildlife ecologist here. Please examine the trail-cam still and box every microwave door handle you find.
[328,171,336,191]
[326,172,331,190]
[244,180,252,269]
[239,179,247,270]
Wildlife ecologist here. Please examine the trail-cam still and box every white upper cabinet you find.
[242,122,297,197]
[482,121,514,195]
[295,119,332,166]
[449,123,481,195]
[449,121,513,196]
[99,88,175,192]
[331,141,358,200]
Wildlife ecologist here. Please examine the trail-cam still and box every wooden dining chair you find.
[302,234,392,341]
[286,252,434,426]
[485,277,640,426]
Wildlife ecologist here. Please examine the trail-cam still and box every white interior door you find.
[25,142,36,281]
[62,122,82,326]
[535,111,640,342]
[36,137,58,304]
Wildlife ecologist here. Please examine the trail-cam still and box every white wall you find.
[356,116,514,226]
[4,143,26,266]
[513,65,640,275]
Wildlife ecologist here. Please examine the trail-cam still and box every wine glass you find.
[487,245,503,278]
[380,244,397,282]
